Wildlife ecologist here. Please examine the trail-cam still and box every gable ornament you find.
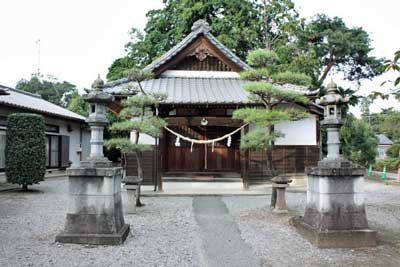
[190,45,211,61]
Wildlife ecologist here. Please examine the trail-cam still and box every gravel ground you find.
[0,178,202,267]
[223,181,400,267]
[1,178,400,267]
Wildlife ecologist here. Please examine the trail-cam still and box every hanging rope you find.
[164,123,248,145]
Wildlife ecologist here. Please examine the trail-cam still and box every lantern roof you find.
[316,79,349,106]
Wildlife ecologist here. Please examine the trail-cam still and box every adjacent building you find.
[0,85,90,173]
[376,134,393,160]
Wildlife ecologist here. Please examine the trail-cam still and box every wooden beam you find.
[165,116,243,127]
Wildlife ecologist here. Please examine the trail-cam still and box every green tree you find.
[378,50,400,101]
[108,1,383,89]
[233,49,310,176]
[107,0,301,80]
[375,110,400,142]
[67,91,89,117]
[105,68,167,203]
[340,114,377,166]
[283,14,384,87]
[5,113,46,191]
[360,96,373,124]
[16,74,77,107]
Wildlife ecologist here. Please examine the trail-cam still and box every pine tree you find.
[105,68,166,201]
[233,49,311,177]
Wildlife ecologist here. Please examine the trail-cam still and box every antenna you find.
[35,38,41,76]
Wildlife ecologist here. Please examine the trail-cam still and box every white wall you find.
[130,131,156,145]
[274,115,317,145]
[248,115,317,146]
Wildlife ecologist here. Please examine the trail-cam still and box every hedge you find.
[5,113,46,190]
[372,158,400,171]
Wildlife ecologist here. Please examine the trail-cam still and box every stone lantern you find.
[56,75,130,245]
[318,80,348,161]
[291,80,377,248]
[82,75,113,164]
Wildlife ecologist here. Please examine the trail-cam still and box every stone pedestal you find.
[291,159,377,248]
[56,163,130,245]
[271,176,292,213]
[273,184,289,213]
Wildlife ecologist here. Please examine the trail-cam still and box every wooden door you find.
[166,126,240,172]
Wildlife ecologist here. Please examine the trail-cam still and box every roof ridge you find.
[0,84,86,122]
[143,21,250,73]
[0,84,42,99]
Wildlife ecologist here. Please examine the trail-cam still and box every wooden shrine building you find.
[105,20,322,189]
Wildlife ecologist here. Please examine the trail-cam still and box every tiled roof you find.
[144,19,250,72]
[105,77,250,104]
[376,134,393,145]
[0,85,86,122]
[104,76,310,105]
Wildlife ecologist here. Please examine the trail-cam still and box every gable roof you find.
[104,73,311,106]
[144,19,250,73]
[376,134,393,145]
[0,85,86,122]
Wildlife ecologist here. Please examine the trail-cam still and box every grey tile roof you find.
[0,85,86,122]
[376,134,393,145]
[144,19,250,72]
[105,77,250,104]
[104,77,312,105]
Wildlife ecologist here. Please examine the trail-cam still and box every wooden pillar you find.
[157,128,166,191]
[242,125,250,189]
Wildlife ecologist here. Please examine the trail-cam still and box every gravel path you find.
[0,178,202,267]
[1,178,400,267]
[223,182,400,267]
[193,196,260,267]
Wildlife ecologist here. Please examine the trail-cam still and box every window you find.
[46,135,61,168]
[0,130,6,170]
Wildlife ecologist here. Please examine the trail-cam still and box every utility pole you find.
[35,38,41,76]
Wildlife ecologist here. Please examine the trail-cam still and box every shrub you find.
[5,113,46,190]
[387,143,400,158]
[373,158,400,171]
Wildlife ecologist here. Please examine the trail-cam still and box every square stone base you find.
[55,224,130,245]
[290,216,377,248]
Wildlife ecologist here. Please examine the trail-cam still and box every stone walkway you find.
[193,197,260,267]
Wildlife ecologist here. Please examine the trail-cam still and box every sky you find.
[0,0,399,115]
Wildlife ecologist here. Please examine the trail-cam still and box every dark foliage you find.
[5,113,46,190]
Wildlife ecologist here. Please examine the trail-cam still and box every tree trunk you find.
[22,184,28,191]
[262,0,271,50]
[318,60,335,85]
[135,151,144,207]
[266,124,278,207]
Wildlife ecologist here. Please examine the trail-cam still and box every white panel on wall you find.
[274,115,317,145]
[130,131,156,145]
